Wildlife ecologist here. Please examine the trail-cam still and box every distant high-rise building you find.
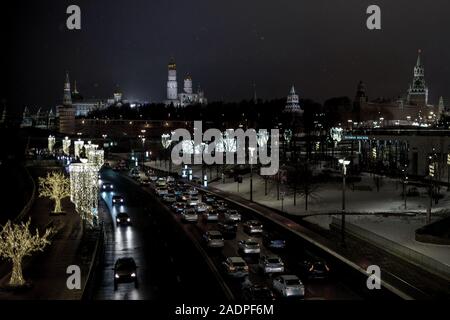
[407,50,428,106]
[283,85,303,114]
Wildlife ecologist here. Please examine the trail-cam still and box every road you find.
[102,168,365,300]
[92,168,228,301]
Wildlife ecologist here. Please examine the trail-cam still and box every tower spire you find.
[416,49,422,67]
[63,72,72,106]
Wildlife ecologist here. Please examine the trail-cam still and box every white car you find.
[149,175,158,182]
[163,194,177,203]
[181,209,198,223]
[224,209,241,222]
[238,239,261,254]
[272,275,305,298]
[156,188,169,196]
[243,220,263,234]
[195,202,211,213]
[166,176,175,182]
[259,255,285,274]
[129,169,140,179]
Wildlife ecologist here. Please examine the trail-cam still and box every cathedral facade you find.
[164,59,207,107]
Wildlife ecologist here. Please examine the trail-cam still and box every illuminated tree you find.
[38,172,71,214]
[0,219,53,287]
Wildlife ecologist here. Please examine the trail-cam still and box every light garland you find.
[48,135,56,153]
[62,137,71,156]
[88,149,104,169]
[69,160,99,226]
[74,140,84,159]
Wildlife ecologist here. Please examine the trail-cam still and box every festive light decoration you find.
[161,133,172,149]
[69,159,99,226]
[48,135,56,153]
[0,219,53,287]
[38,171,71,214]
[87,149,104,169]
[283,129,293,144]
[84,142,98,157]
[62,137,71,156]
[74,140,84,159]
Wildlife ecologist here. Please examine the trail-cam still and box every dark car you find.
[114,258,138,290]
[116,212,131,226]
[263,232,286,250]
[101,181,114,191]
[112,195,124,205]
[300,260,331,280]
[218,220,238,235]
[243,284,276,301]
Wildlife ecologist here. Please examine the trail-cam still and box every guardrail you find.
[331,217,450,282]
[81,222,105,300]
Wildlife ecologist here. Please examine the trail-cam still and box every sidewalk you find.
[0,168,91,300]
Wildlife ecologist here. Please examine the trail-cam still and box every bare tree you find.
[39,171,70,214]
[0,219,53,287]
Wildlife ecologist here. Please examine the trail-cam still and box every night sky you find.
[4,0,450,110]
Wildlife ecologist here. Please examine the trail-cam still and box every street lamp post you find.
[248,147,256,202]
[339,158,350,247]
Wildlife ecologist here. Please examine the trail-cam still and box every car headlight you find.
[131,273,136,278]
[116,219,120,222]
[127,218,131,222]
[121,199,124,202]
[115,274,120,279]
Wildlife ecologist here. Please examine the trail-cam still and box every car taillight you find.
[309,265,314,272]
[325,265,330,272]
[244,266,249,271]
[229,266,235,271]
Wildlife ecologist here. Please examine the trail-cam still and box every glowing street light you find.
[339,158,350,246]
[249,147,256,201]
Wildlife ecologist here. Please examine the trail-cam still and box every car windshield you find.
[268,258,280,263]
[233,261,246,267]
[117,259,135,269]
[246,241,258,246]
[210,234,223,239]
[285,279,300,286]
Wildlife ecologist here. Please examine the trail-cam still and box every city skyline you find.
[4,0,450,110]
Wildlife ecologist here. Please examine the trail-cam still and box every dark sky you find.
[4,0,450,110]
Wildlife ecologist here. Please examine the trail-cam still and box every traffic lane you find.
[194,192,360,300]
[99,169,228,302]
[95,170,183,300]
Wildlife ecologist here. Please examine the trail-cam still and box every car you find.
[202,231,224,248]
[263,233,286,250]
[149,175,158,182]
[187,188,199,196]
[139,177,151,186]
[222,257,249,277]
[218,220,238,235]
[242,284,276,301]
[204,196,216,204]
[272,275,305,298]
[171,202,187,213]
[156,178,167,187]
[195,202,211,213]
[238,238,261,254]
[259,255,285,274]
[166,176,175,183]
[215,202,228,212]
[129,169,140,179]
[163,194,177,203]
[181,208,198,223]
[243,220,263,234]
[300,260,331,280]
[188,196,200,206]
[224,209,241,222]
[156,188,169,196]
[112,195,124,205]
[114,257,138,290]
[116,212,131,226]
[102,181,114,191]
[203,210,219,222]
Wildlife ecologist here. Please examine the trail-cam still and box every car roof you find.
[208,230,222,236]
[117,212,128,216]
[229,257,245,263]
[280,275,299,280]
[116,257,135,265]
